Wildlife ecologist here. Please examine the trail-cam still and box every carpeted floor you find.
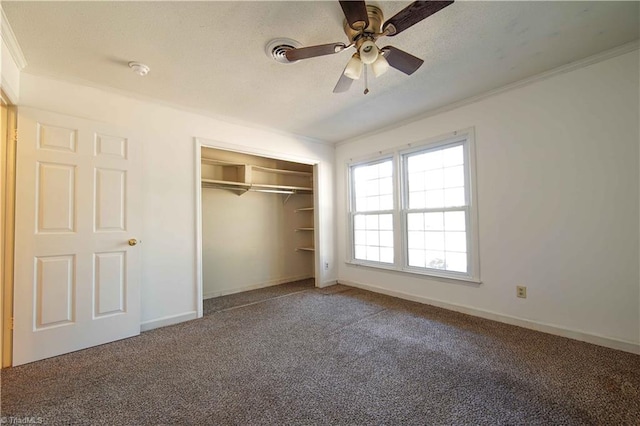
[1,282,639,425]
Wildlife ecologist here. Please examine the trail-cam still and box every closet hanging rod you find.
[201,180,312,195]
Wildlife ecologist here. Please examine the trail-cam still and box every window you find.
[348,130,479,282]
[350,159,395,264]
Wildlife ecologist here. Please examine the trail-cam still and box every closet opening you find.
[195,142,319,316]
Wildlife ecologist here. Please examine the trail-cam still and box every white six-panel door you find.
[13,107,141,365]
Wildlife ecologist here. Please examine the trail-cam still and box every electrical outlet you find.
[516,286,527,299]
[324,262,329,270]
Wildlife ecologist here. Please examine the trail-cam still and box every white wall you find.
[202,190,314,298]
[336,50,640,351]
[17,73,336,329]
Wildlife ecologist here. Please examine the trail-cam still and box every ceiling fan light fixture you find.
[371,54,390,77]
[344,54,363,80]
[359,40,379,64]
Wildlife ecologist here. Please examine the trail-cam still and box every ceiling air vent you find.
[265,38,302,64]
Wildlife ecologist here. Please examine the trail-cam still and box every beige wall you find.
[336,50,640,352]
[17,73,336,330]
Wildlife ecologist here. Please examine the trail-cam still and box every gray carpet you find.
[1,283,639,425]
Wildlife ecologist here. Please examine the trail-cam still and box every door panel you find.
[13,107,141,366]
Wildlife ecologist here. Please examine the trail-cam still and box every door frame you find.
[1,91,17,367]
[194,137,321,318]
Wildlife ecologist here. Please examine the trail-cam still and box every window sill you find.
[345,260,482,285]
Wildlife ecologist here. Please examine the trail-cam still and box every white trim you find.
[194,144,204,318]
[140,311,197,332]
[319,279,338,288]
[340,279,640,355]
[337,41,640,147]
[1,9,27,70]
[202,274,314,299]
[1,76,18,104]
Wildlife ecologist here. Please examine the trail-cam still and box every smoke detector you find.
[265,38,302,64]
[128,61,150,76]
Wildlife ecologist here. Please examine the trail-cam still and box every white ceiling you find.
[3,1,639,143]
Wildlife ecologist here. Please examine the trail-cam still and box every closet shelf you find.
[296,247,315,252]
[295,207,314,212]
[201,179,312,194]
[251,165,312,177]
[295,228,314,231]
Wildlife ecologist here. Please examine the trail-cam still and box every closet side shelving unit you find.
[294,206,315,252]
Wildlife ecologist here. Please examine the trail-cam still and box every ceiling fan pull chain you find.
[364,65,369,95]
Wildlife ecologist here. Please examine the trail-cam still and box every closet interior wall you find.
[201,147,315,299]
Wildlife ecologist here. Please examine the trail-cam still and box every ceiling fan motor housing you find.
[343,5,384,45]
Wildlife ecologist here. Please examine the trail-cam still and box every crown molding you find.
[337,40,640,147]
[1,7,27,70]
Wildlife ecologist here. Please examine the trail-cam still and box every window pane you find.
[444,165,464,188]
[408,249,426,267]
[408,231,425,249]
[380,231,393,247]
[425,251,446,270]
[366,230,379,246]
[425,169,444,190]
[443,145,463,167]
[366,215,378,229]
[408,150,443,172]
[409,191,426,209]
[380,177,393,195]
[425,189,444,208]
[446,251,467,273]
[366,246,380,262]
[379,161,392,177]
[365,180,379,196]
[353,160,393,212]
[366,196,380,211]
[380,195,393,211]
[444,187,465,207]
[352,213,394,264]
[379,214,393,230]
[444,231,467,252]
[407,213,424,231]
[425,231,445,251]
[380,247,394,263]
[408,172,425,191]
[444,211,465,231]
[424,212,444,231]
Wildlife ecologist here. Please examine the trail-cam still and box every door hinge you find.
[10,317,14,330]
[13,128,18,143]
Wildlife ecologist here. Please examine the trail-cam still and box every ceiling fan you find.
[284,1,454,94]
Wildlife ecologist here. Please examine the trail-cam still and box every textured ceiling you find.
[3,1,639,143]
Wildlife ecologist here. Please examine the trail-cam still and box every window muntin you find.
[350,159,394,264]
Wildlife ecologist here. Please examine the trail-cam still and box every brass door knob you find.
[128,239,138,246]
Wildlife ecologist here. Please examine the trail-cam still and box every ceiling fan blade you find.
[383,1,454,36]
[333,69,354,93]
[339,0,369,30]
[381,46,424,75]
[285,42,346,61]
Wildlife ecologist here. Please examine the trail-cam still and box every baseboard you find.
[318,279,338,288]
[140,311,198,332]
[339,279,640,355]
[203,274,314,300]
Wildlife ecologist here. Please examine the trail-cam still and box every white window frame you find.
[347,155,397,268]
[346,128,480,283]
